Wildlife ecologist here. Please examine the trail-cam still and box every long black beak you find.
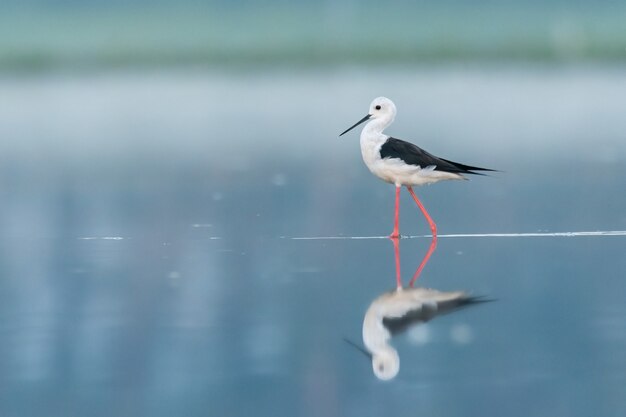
[342,337,372,360]
[339,114,371,137]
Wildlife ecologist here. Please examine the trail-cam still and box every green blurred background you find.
[2,0,626,71]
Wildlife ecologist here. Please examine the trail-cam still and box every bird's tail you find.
[440,158,498,176]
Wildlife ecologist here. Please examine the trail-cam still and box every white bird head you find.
[339,96,397,137]
[368,97,396,121]
[372,346,400,380]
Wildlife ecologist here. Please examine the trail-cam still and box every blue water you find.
[0,68,625,416]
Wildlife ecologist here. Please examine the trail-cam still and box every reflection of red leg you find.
[389,236,402,289]
[389,185,401,239]
[409,234,437,287]
[406,186,438,286]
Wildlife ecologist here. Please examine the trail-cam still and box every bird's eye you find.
[375,105,381,110]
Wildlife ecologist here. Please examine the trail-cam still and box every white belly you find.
[370,158,463,186]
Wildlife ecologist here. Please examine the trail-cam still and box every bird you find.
[339,97,495,249]
[361,287,490,380]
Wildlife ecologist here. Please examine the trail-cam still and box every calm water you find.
[0,67,625,416]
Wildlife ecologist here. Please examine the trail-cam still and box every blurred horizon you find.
[2,0,626,72]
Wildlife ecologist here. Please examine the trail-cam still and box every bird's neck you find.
[360,119,390,147]
[361,120,388,146]
[363,307,391,352]
[362,117,390,138]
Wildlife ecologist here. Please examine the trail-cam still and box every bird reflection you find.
[363,285,487,380]
[358,237,490,380]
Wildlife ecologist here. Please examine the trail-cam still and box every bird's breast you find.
[360,135,386,171]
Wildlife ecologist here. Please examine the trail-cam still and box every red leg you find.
[389,185,401,238]
[389,236,402,289]
[406,186,438,286]
[406,186,437,238]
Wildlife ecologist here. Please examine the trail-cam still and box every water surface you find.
[0,67,625,416]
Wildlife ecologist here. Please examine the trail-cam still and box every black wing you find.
[382,296,493,336]
[380,137,496,175]
[382,302,439,335]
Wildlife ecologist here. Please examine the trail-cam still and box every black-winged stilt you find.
[340,97,494,279]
